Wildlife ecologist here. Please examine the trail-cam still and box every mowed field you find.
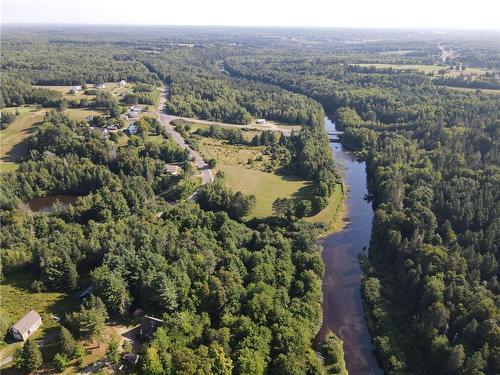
[196,135,343,222]
[33,82,134,100]
[0,271,75,342]
[0,106,45,173]
[354,63,489,76]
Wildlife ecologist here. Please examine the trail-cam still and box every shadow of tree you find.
[1,119,44,163]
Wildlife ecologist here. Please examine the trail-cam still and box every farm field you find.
[0,106,45,173]
[196,136,342,221]
[33,82,134,100]
[354,63,489,76]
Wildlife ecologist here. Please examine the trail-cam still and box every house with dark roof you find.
[10,311,42,341]
[139,316,163,340]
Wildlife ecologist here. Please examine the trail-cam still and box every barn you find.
[10,310,42,341]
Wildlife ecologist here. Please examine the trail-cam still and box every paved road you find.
[158,92,213,186]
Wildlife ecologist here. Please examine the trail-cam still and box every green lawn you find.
[196,135,344,222]
[305,182,345,230]
[0,272,77,344]
[0,272,118,373]
[222,164,315,218]
[0,106,46,173]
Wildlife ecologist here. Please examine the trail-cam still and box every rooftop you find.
[11,310,42,334]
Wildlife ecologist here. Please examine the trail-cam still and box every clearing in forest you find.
[194,130,342,221]
[0,106,45,173]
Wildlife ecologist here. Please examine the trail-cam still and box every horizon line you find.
[2,23,500,32]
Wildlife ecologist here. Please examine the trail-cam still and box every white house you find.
[119,80,127,86]
[10,311,42,341]
[132,107,142,113]
[127,111,139,119]
[256,119,266,124]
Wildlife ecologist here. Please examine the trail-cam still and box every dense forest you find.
[1,26,499,375]
[0,27,348,375]
[224,52,499,374]
[0,109,345,374]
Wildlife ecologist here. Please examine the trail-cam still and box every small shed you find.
[10,311,42,341]
[164,164,180,176]
[96,83,106,89]
[119,80,127,86]
[132,107,142,113]
[140,316,164,340]
[256,119,266,124]
[127,111,139,119]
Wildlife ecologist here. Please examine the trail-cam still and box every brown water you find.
[317,117,383,375]
[28,195,78,212]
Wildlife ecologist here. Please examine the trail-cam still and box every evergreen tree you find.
[59,326,76,357]
[14,339,43,374]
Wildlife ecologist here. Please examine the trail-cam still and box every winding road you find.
[157,92,213,186]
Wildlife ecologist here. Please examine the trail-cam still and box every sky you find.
[2,0,500,29]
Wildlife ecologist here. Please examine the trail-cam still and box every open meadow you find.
[195,133,343,222]
[1,106,45,173]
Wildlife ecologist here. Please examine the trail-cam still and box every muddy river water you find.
[317,117,383,375]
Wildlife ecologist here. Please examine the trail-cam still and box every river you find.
[317,117,383,375]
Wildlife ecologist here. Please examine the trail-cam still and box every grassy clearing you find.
[223,164,314,218]
[0,271,77,339]
[63,108,103,122]
[442,86,500,95]
[355,63,444,73]
[354,63,490,77]
[196,137,311,217]
[196,136,343,222]
[196,137,270,170]
[305,182,345,229]
[0,270,78,368]
[0,270,128,372]
[0,106,45,173]
[34,82,134,100]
